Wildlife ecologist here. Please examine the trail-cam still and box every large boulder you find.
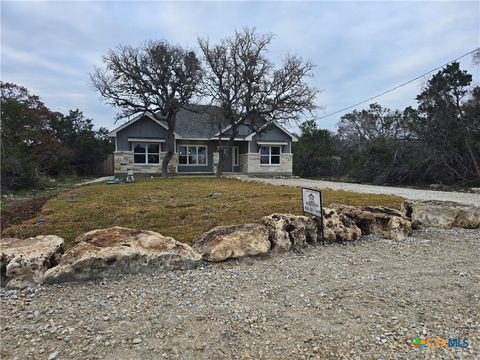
[192,223,270,262]
[402,200,480,229]
[43,227,201,284]
[318,207,362,242]
[261,214,317,252]
[1,235,64,289]
[331,204,412,240]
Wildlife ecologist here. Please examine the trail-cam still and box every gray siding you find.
[116,117,167,151]
[176,140,214,173]
[249,127,292,153]
[238,141,248,154]
[222,118,266,137]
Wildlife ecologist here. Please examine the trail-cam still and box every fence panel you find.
[92,154,114,176]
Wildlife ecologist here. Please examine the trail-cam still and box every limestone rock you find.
[402,200,480,229]
[44,227,201,284]
[0,235,64,289]
[331,204,412,240]
[262,214,317,252]
[317,207,362,242]
[193,223,270,262]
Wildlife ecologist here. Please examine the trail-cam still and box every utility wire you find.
[317,47,480,120]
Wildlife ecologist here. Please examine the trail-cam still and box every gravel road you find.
[231,176,480,206]
[1,227,479,359]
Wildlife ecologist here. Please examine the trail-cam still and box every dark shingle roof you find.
[173,105,229,139]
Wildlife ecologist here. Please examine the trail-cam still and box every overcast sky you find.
[1,1,479,132]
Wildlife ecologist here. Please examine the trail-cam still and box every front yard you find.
[2,177,404,247]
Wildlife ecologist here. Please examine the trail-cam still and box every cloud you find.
[1,1,478,131]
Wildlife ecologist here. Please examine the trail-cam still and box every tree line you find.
[3,27,477,189]
[294,62,480,187]
[1,82,113,191]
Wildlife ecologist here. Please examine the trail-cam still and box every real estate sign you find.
[302,188,323,217]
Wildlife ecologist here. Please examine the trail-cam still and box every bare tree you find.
[199,28,318,177]
[91,41,202,177]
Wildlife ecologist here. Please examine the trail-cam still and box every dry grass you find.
[2,177,404,247]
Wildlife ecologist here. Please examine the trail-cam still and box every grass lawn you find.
[2,177,404,247]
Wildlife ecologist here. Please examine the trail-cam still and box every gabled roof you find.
[175,105,228,139]
[108,105,226,139]
[107,113,183,139]
[108,105,297,141]
[244,122,299,142]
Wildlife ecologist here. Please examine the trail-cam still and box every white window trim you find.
[259,145,282,166]
[133,142,162,165]
[257,141,288,146]
[178,145,208,166]
[128,138,165,143]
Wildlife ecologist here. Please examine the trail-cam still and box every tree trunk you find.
[216,152,225,178]
[161,114,176,178]
[217,137,235,178]
[465,136,480,177]
[216,132,236,177]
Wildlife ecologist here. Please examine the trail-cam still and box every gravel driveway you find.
[232,176,480,206]
[1,228,478,359]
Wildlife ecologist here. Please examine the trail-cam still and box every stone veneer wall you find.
[114,151,291,176]
[114,151,133,174]
[114,151,177,175]
[240,153,293,175]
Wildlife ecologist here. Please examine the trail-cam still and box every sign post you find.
[302,188,324,245]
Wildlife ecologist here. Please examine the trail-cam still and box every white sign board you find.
[302,188,323,217]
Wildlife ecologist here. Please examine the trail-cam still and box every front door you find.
[220,146,239,172]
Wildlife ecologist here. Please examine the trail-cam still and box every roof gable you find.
[108,113,182,138]
[108,106,296,142]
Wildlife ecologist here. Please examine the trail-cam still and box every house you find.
[108,105,297,176]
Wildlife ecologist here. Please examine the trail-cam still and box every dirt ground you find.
[0,196,53,230]
[1,227,479,360]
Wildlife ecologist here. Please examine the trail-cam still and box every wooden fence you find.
[92,154,114,177]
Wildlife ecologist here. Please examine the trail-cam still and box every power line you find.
[317,47,480,120]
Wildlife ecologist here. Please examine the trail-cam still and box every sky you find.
[1,1,479,132]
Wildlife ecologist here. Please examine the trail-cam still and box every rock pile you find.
[0,235,64,289]
[402,200,480,229]
[192,223,270,262]
[320,207,362,242]
[331,204,412,240]
[261,214,317,252]
[44,227,201,284]
[1,203,427,288]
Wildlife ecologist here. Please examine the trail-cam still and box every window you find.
[178,145,207,165]
[259,146,281,165]
[133,143,160,164]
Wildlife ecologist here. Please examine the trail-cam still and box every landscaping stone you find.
[0,235,64,289]
[2,227,478,360]
[43,227,201,284]
[331,204,412,240]
[402,200,480,229]
[317,207,362,242]
[193,223,270,262]
[262,214,317,252]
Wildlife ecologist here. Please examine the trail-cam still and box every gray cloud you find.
[1,1,478,131]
